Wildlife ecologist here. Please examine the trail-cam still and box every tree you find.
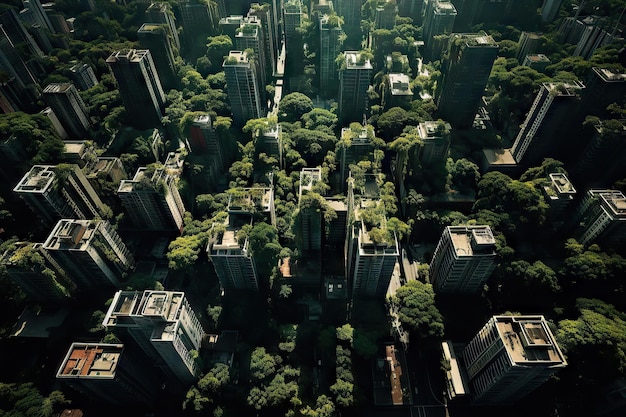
[336,324,354,343]
[206,35,233,72]
[250,347,278,381]
[450,158,480,194]
[376,107,419,141]
[390,280,444,342]
[278,92,314,122]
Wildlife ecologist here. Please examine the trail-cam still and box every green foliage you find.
[0,113,64,165]
[279,92,314,123]
[390,280,444,341]
[0,383,69,417]
[336,324,354,343]
[450,158,481,194]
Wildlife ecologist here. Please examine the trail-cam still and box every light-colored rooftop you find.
[57,343,123,379]
[448,225,495,256]
[495,316,567,365]
[14,165,56,193]
[344,51,373,69]
[43,83,72,94]
[43,219,99,251]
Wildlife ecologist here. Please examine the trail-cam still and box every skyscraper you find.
[319,14,343,93]
[297,167,323,251]
[398,0,424,23]
[14,165,108,226]
[338,51,373,125]
[335,0,363,33]
[374,1,397,29]
[118,164,186,233]
[43,219,135,291]
[22,0,54,33]
[177,0,219,42]
[429,225,496,294]
[223,50,263,125]
[510,81,585,166]
[1,242,70,303]
[541,0,563,22]
[416,120,452,165]
[208,217,259,291]
[0,25,39,98]
[137,23,178,89]
[248,3,278,77]
[338,123,376,188]
[383,73,413,109]
[145,2,180,51]
[436,33,498,129]
[283,0,303,48]
[347,199,399,298]
[422,0,457,61]
[462,315,567,405]
[106,49,166,129]
[0,8,43,58]
[576,189,626,247]
[542,173,576,225]
[188,114,230,186]
[42,83,91,139]
[235,17,267,92]
[103,290,205,385]
[69,63,98,91]
[57,343,160,406]
[516,32,543,63]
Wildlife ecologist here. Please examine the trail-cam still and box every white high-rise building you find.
[463,315,567,405]
[103,290,205,385]
[430,225,496,294]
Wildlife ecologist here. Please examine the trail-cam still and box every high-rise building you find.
[43,219,134,291]
[219,14,245,37]
[319,14,343,93]
[0,8,43,58]
[541,0,563,22]
[542,173,576,224]
[417,120,452,165]
[42,83,91,139]
[223,50,263,125]
[398,0,425,24]
[335,0,363,32]
[462,315,567,405]
[429,225,496,294]
[383,73,413,109]
[581,67,626,120]
[338,51,373,125]
[576,189,626,247]
[574,25,615,60]
[40,107,69,139]
[1,242,70,303]
[347,199,399,298]
[338,123,376,188]
[422,0,456,61]
[208,217,259,291]
[515,31,542,63]
[118,164,186,233]
[69,63,98,91]
[188,114,230,186]
[14,165,108,226]
[22,0,55,33]
[436,33,498,129]
[103,290,205,385]
[106,49,166,129]
[510,82,585,166]
[374,1,397,29]
[257,124,283,168]
[177,0,219,42]
[283,0,303,48]
[297,167,323,251]
[57,343,160,406]
[137,24,178,90]
[0,25,39,98]
[145,2,181,51]
[521,54,551,72]
[235,17,267,92]
[248,3,278,77]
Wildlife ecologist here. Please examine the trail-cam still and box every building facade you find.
[417,120,452,165]
[118,164,186,233]
[235,17,267,92]
[103,290,205,385]
[106,49,166,129]
[43,219,134,291]
[576,189,626,247]
[69,63,98,90]
[510,81,585,165]
[57,343,160,406]
[14,164,107,226]
[223,51,264,125]
[319,14,343,93]
[429,225,496,294]
[422,1,457,61]
[516,31,543,63]
[145,2,180,50]
[338,51,373,125]
[137,24,178,90]
[436,33,497,129]
[42,83,91,139]
[462,315,567,405]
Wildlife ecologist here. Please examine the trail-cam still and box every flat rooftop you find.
[483,148,517,166]
[57,343,123,379]
[448,225,495,256]
[495,316,566,365]
[43,83,72,94]
[594,189,626,218]
[43,220,99,251]
[14,165,56,193]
